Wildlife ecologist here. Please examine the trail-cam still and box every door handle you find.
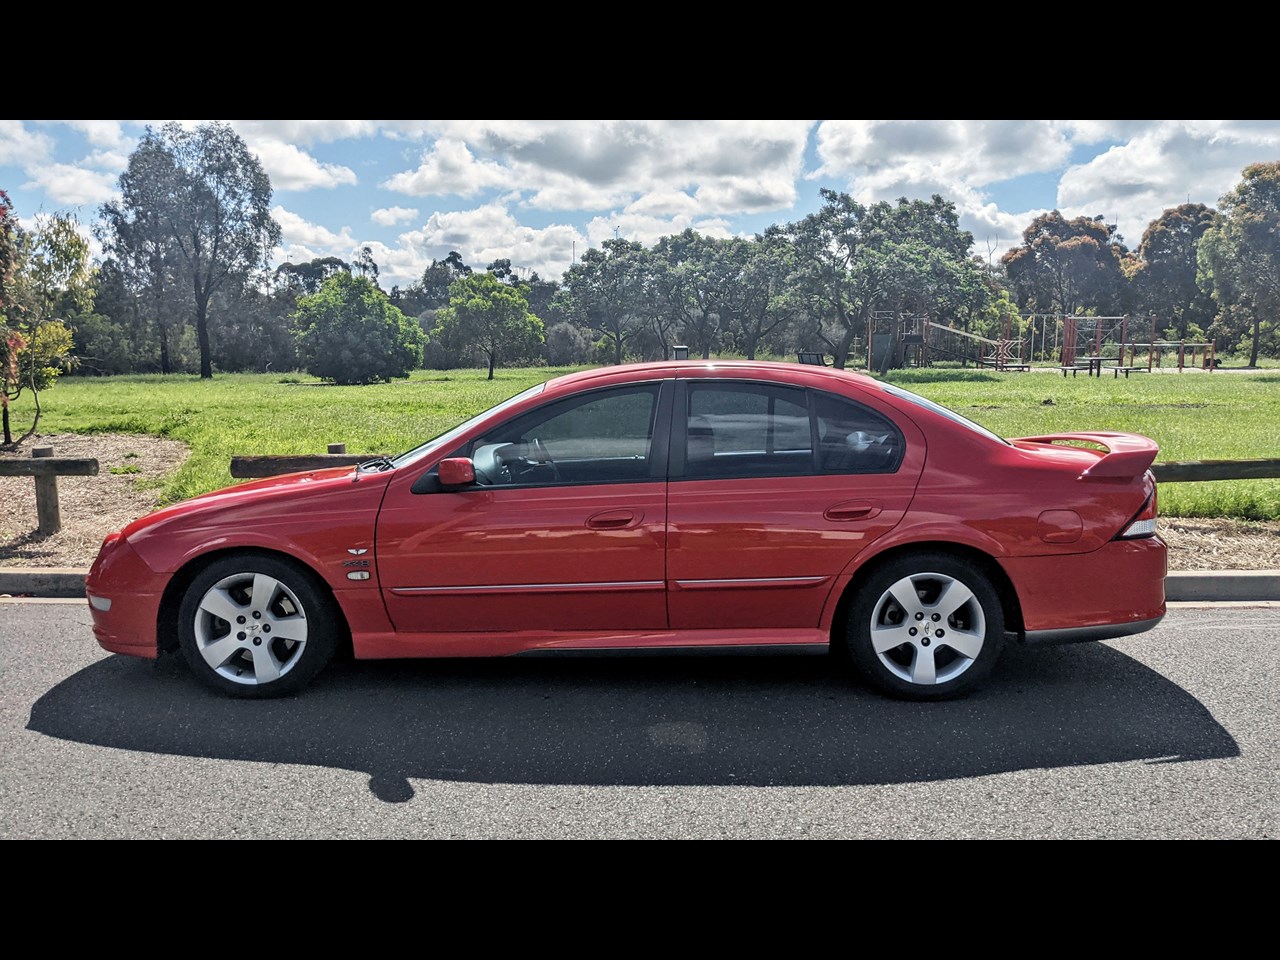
[824,499,882,521]
[586,509,640,529]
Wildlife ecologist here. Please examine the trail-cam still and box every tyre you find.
[177,553,339,698]
[845,553,1005,700]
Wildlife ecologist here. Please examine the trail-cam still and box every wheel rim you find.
[869,571,986,686]
[192,572,309,686]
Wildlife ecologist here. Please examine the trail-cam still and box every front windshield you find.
[880,382,1010,445]
[391,382,546,469]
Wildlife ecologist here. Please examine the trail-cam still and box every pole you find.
[33,446,60,536]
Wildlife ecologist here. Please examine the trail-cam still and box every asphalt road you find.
[1,600,1275,839]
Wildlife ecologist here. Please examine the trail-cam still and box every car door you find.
[376,381,672,635]
[665,379,925,630]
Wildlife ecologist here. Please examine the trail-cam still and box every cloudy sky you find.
[2,120,1277,288]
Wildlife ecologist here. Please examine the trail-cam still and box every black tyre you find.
[177,553,339,698]
[845,553,1005,700]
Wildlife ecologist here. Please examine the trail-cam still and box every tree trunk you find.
[613,334,624,366]
[2,401,11,446]
[487,353,495,380]
[831,327,857,370]
[158,322,171,375]
[196,293,213,378]
[1250,316,1261,367]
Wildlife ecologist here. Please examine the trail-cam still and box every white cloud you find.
[23,163,118,206]
[273,206,358,260]
[84,148,130,172]
[1056,120,1280,247]
[371,206,419,226]
[62,120,129,147]
[397,203,584,282]
[815,119,1073,187]
[0,120,54,166]
[584,212,733,250]
[381,120,813,218]
[248,139,356,191]
[383,139,513,197]
[232,120,379,146]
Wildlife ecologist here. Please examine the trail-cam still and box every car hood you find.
[120,466,393,541]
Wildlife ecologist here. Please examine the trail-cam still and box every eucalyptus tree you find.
[1199,162,1280,366]
[552,238,647,365]
[1130,204,1216,338]
[99,121,280,378]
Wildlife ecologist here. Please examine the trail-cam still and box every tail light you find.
[1116,484,1157,540]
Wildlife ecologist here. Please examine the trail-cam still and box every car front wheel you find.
[846,553,1005,700]
[177,554,339,698]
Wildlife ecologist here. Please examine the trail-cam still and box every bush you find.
[292,274,424,384]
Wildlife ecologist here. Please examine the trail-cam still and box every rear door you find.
[665,379,925,630]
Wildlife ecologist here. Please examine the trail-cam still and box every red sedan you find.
[86,361,1165,700]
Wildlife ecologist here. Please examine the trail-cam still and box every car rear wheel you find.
[177,554,339,698]
[846,553,1004,700]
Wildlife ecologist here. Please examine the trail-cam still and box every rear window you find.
[880,383,1009,445]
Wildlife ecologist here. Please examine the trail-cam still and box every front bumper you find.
[85,536,166,659]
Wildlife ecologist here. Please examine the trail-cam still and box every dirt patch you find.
[1,433,190,567]
[1161,517,1280,571]
[1,432,1275,571]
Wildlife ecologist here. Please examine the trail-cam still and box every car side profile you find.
[86,361,1166,700]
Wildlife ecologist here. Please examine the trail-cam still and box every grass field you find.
[7,364,1278,519]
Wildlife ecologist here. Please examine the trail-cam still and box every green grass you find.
[12,368,577,504]
[9,364,1279,519]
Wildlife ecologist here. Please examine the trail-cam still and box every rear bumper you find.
[1001,536,1166,639]
[1022,615,1163,646]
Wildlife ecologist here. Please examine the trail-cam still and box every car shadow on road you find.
[27,642,1238,803]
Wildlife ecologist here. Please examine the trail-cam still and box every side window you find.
[684,383,811,479]
[468,385,660,486]
[813,391,904,474]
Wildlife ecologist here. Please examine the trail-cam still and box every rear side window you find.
[680,382,904,479]
[812,391,904,474]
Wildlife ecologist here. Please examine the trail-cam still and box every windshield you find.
[390,383,546,469]
[880,383,1010,445]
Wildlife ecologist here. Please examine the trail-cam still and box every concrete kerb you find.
[1,567,1277,603]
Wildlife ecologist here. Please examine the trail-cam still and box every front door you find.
[376,381,672,635]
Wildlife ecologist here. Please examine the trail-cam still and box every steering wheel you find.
[530,438,562,482]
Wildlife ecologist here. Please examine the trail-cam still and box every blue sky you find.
[3,120,1277,288]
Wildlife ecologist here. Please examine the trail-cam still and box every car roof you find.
[543,360,888,397]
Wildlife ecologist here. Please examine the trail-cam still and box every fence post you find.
[32,446,60,535]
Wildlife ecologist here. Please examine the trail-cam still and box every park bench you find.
[0,446,99,535]
[1111,366,1150,379]
[797,352,829,366]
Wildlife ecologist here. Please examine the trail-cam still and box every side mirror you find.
[438,457,476,488]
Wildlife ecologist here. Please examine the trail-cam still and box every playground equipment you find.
[852,311,1215,375]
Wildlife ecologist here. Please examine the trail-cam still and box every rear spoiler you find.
[1015,432,1160,480]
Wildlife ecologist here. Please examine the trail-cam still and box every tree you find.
[1198,162,1280,366]
[1002,210,1129,318]
[783,190,982,369]
[1,211,91,445]
[552,239,646,365]
[435,272,544,379]
[292,273,424,384]
[274,256,350,295]
[99,121,281,378]
[353,246,379,283]
[1130,203,1217,339]
[725,230,800,360]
